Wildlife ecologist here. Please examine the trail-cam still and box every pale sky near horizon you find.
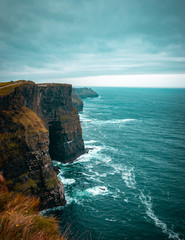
[0,0,185,87]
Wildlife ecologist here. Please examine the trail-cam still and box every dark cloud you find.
[0,0,185,82]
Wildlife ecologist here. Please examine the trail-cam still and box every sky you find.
[0,0,185,87]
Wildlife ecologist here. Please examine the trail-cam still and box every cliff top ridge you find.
[0,80,72,96]
[0,80,35,96]
[37,83,71,87]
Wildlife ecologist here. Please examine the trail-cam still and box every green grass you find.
[13,106,48,134]
[0,82,15,87]
[0,80,34,96]
[0,106,48,168]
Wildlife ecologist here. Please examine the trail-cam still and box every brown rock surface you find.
[0,81,85,209]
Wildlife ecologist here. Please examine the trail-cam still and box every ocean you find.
[46,87,185,240]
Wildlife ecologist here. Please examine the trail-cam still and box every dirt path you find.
[0,82,23,90]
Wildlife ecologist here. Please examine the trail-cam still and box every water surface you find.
[49,88,185,240]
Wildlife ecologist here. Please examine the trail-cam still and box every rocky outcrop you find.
[36,84,85,163]
[74,87,98,99]
[72,87,98,111]
[0,81,85,209]
[72,89,83,111]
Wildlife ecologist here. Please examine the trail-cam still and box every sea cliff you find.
[74,87,98,99]
[72,87,98,111]
[0,80,85,209]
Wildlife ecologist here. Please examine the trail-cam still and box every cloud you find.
[53,74,185,88]
[0,0,185,85]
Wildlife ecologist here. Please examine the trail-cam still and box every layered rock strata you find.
[72,89,83,111]
[72,87,98,111]
[0,81,85,209]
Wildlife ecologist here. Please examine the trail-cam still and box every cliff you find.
[72,89,83,111]
[0,80,85,209]
[0,174,67,240]
[72,87,98,111]
[74,87,98,99]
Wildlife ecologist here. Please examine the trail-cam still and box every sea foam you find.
[95,118,136,125]
[122,167,136,189]
[58,174,75,185]
[86,186,108,196]
[84,140,97,144]
[139,191,181,240]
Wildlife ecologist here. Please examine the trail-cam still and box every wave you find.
[91,170,107,178]
[139,191,181,240]
[105,218,117,222]
[52,160,62,167]
[95,118,136,125]
[59,145,103,166]
[122,167,136,189]
[100,156,112,163]
[79,114,92,123]
[80,118,92,123]
[71,186,109,201]
[58,174,75,185]
[86,175,103,183]
[80,117,138,126]
[86,186,109,196]
[84,140,97,144]
[110,163,125,173]
[106,163,137,189]
[82,169,106,183]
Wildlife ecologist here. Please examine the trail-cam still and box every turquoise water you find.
[51,88,185,240]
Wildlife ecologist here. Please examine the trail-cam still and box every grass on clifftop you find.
[0,80,34,96]
[0,174,68,240]
[13,106,48,134]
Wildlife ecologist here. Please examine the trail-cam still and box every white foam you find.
[88,176,102,183]
[85,164,94,169]
[58,174,75,185]
[139,191,181,240]
[111,163,123,172]
[106,119,136,124]
[102,156,112,163]
[122,167,136,189]
[95,118,136,125]
[41,205,64,214]
[79,115,92,122]
[105,218,117,222]
[103,145,118,154]
[84,140,97,144]
[65,195,74,205]
[76,145,103,164]
[82,172,93,177]
[86,186,108,196]
[109,164,136,189]
[52,160,61,167]
[93,171,107,178]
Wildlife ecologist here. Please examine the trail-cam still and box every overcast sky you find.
[0,0,185,87]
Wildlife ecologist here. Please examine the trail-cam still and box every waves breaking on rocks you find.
[51,88,185,240]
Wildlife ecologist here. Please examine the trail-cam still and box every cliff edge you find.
[72,87,98,111]
[0,80,85,209]
[74,87,98,99]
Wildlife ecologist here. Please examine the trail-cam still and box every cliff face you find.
[74,87,99,99]
[36,84,85,162]
[72,89,83,111]
[72,87,98,112]
[0,81,85,209]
